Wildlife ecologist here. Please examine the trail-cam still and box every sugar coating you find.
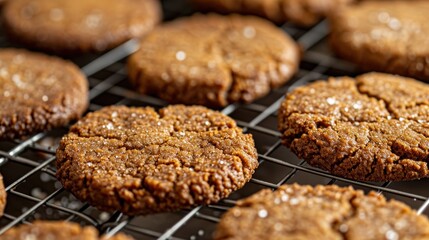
[278,72,429,181]
[128,14,299,107]
[214,184,429,240]
[0,48,88,140]
[330,1,429,81]
[56,105,258,215]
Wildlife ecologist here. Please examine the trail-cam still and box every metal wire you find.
[0,2,428,239]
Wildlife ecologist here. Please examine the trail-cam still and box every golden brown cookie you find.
[0,48,88,140]
[191,0,354,26]
[278,72,429,181]
[1,221,134,240]
[128,14,299,107]
[214,184,429,240]
[56,105,258,215]
[2,0,161,54]
[330,1,429,81]
[0,175,6,217]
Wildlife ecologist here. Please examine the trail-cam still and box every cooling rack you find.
[0,0,428,239]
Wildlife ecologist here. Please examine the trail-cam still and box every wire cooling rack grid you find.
[0,1,428,239]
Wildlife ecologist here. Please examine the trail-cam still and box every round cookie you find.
[330,1,429,81]
[278,72,429,181]
[0,174,6,216]
[1,221,133,240]
[2,0,161,54]
[128,14,299,107]
[191,0,354,26]
[56,105,258,215]
[214,184,429,240]
[0,48,88,140]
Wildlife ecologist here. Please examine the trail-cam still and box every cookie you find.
[191,0,354,26]
[1,221,133,240]
[214,184,429,240]
[0,48,88,140]
[278,72,429,181]
[2,0,161,54]
[0,175,6,216]
[127,14,299,107]
[56,105,258,215]
[330,1,429,81]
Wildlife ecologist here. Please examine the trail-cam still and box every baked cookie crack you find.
[127,14,299,107]
[214,184,429,239]
[56,105,258,215]
[278,72,429,181]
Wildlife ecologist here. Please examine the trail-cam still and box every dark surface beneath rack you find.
[0,0,428,239]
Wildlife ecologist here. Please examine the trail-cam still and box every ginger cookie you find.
[2,0,161,54]
[191,0,354,26]
[330,1,429,81]
[1,221,133,240]
[128,14,299,107]
[278,72,429,181]
[56,105,258,215]
[0,48,88,140]
[214,184,429,240]
[0,175,6,217]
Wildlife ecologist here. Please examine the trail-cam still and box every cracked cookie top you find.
[214,184,429,240]
[0,48,88,140]
[56,105,258,215]
[278,72,429,181]
[127,14,299,107]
